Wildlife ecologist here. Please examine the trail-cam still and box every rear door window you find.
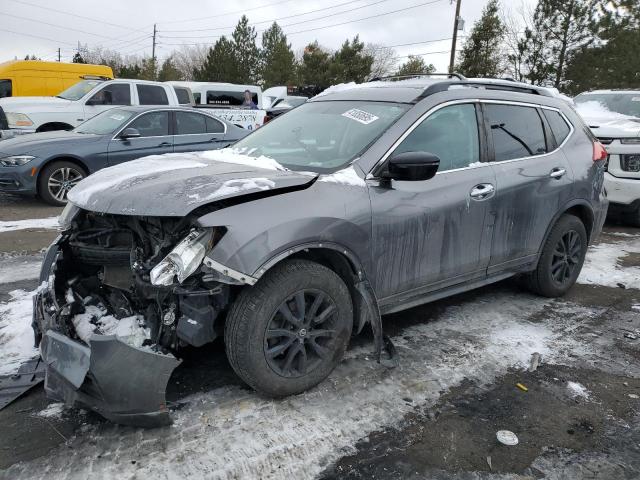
[127,111,169,137]
[542,109,571,146]
[175,111,207,135]
[137,85,169,105]
[0,79,12,98]
[87,83,131,106]
[485,104,547,161]
[174,87,192,105]
[394,103,480,172]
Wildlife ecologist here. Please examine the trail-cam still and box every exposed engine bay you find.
[36,210,232,353]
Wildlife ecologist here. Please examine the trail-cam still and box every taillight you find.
[593,141,608,162]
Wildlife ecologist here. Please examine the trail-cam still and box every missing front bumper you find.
[40,329,180,427]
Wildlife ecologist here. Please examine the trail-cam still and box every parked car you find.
[34,76,607,426]
[0,106,247,205]
[0,78,191,135]
[0,60,113,99]
[167,81,267,130]
[574,90,640,226]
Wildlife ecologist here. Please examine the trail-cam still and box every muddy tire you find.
[523,214,587,297]
[38,160,86,206]
[224,259,353,397]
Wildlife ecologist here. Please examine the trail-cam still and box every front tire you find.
[38,161,86,206]
[224,259,353,397]
[523,214,588,297]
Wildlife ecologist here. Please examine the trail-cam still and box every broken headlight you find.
[150,228,213,286]
[58,202,81,231]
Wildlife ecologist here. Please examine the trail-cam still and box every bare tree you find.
[172,44,209,81]
[364,44,398,79]
[501,1,534,81]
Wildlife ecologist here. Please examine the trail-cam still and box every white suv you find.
[575,90,640,226]
[0,79,192,135]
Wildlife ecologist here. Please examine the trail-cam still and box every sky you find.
[0,0,536,72]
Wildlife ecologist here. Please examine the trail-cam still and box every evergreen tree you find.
[194,36,238,82]
[299,42,333,89]
[139,58,157,80]
[72,52,86,64]
[329,35,373,83]
[395,55,435,76]
[261,22,296,87]
[456,0,505,77]
[158,56,183,81]
[118,63,142,79]
[231,15,260,84]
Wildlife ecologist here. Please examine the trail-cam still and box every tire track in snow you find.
[4,292,597,480]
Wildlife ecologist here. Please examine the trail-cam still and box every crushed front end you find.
[33,205,232,427]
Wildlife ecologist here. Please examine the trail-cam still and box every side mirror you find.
[120,128,141,139]
[383,151,440,181]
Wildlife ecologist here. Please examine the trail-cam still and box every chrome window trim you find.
[366,98,575,179]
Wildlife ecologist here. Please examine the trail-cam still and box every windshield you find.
[75,108,136,135]
[232,101,409,172]
[575,93,640,119]
[57,80,104,101]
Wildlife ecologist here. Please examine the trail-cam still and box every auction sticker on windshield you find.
[342,108,379,125]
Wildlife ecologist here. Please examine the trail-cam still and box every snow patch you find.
[0,216,59,233]
[0,289,39,375]
[187,177,276,204]
[0,255,42,284]
[197,148,285,171]
[35,403,65,419]
[576,100,638,122]
[71,303,150,348]
[567,381,590,399]
[318,166,366,187]
[579,237,640,289]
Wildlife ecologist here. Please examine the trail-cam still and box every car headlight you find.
[0,155,35,166]
[620,138,640,145]
[5,112,34,128]
[58,202,80,231]
[150,228,213,286]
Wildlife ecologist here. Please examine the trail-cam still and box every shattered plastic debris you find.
[516,383,529,392]
[496,430,519,446]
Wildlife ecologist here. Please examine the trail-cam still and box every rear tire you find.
[224,259,353,397]
[523,214,587,297]
[38,160,86,206]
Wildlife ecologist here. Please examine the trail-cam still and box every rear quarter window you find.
[542,109,571,145]
[137,85,169,105]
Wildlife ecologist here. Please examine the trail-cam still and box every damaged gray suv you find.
[33,75,608,426]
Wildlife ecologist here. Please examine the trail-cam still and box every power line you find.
[6,0,148,33]
[0,28,76,46]
[1,12,122,40]
[159,0,295,25]
[161,0,384,34]
[161,0,447,45]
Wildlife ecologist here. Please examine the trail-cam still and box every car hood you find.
[0,131,104,156]
[0,96,74,113]
[67,150,318,216]
[584,117,640,138]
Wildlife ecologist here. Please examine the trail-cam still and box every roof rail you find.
[80,75,111,81]
[419,80,554,99]
[369,72,466,82]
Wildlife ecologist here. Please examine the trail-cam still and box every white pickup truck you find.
[0,79,193,135]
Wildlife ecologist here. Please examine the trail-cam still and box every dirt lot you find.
[0,193,639,479]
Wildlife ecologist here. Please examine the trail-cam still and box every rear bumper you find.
[33,242,181,427]
[604,172,639,206]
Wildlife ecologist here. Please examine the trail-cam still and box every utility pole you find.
[448,0,462,74]
[57,47,61,62]
[151,23,158,80]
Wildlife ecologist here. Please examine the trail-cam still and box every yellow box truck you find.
[0,60,113,98]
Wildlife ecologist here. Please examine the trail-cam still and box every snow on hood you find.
[67,149,316,216]
[318,165,366,186]
[576,100,637,122]
[575,101,640,136]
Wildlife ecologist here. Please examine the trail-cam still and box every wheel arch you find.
[536,199,595,261]
[36,122,74,133]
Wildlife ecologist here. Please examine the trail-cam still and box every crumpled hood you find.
[0,131,103,156]
[67,150,318,216]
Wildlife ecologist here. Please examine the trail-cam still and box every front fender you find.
[196,181,373,282]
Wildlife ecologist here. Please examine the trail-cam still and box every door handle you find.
[470,183,495,200]
[550,168,566,179]
[158,142,172,147]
